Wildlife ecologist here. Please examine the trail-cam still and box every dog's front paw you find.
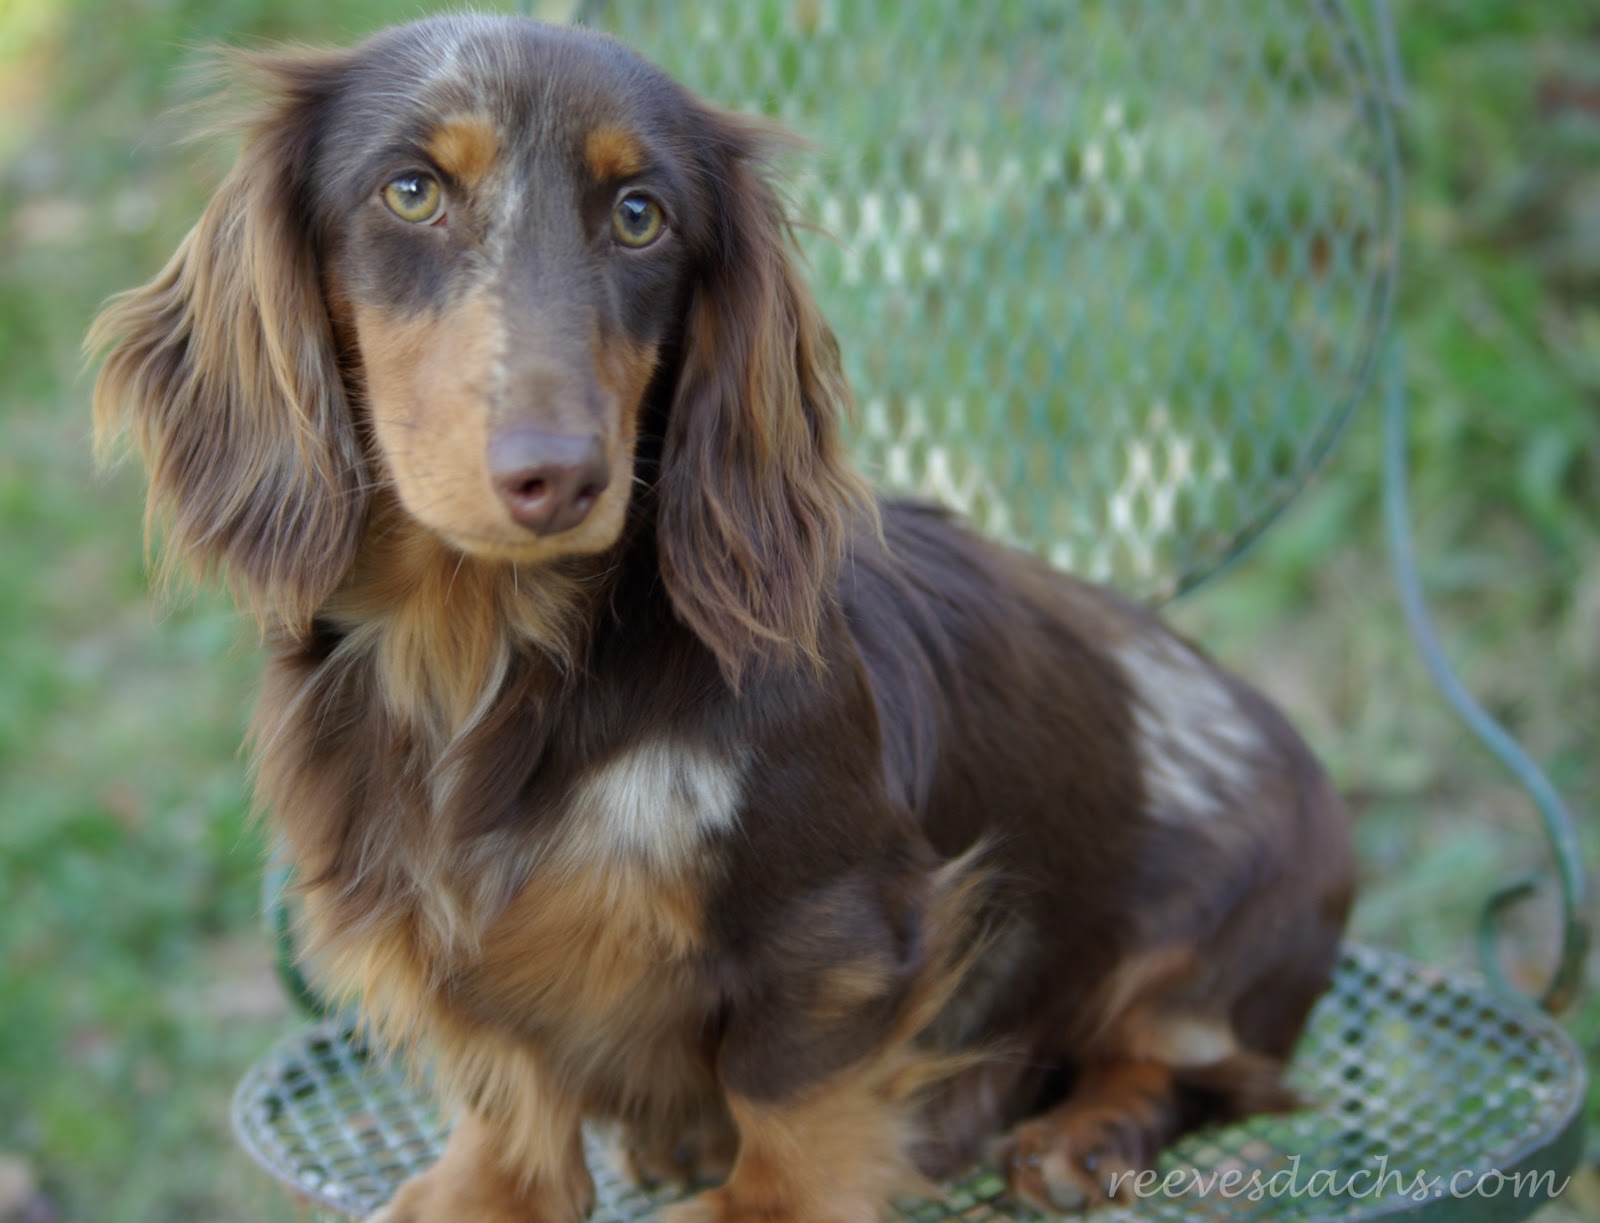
[364,1170,459,1223]
[613,1111,737,1191]
[363,1173,432,1223]
[994,1109,1150,1214]
[363,1172,532,1223]
[662,1185,771,1223]
[366,1154,596,1223]
[364,1108,595,1223]
[664,1182,887,1223]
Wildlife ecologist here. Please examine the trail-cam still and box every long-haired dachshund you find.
[91,15,1354,1222]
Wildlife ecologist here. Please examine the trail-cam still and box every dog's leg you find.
[612,1101,738,1191]
[367,1106,594,1223]
[662,1080,925,1223]
[996,1059,1181,1213]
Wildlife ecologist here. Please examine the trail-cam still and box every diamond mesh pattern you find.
[575,0,1399,598]
[232,947,1583,1220]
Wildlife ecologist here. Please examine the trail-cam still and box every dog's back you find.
[844,500,1353,1189]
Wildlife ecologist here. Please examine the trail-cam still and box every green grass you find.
[0,1,1596,1220]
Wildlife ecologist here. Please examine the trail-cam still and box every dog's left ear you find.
[658,110,874,690]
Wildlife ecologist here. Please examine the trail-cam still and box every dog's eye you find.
[383,174,444,224]
[612,193,664,249]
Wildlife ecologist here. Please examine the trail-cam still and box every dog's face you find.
[319,22,706,564]
[91,16,871,682]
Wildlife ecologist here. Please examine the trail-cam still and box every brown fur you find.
[654,107,876,689]
[89,16,1354,1223]
[87,55,364,633]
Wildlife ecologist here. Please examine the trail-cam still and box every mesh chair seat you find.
[235,946,1583,1221]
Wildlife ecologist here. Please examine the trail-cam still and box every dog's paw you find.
[612,1113,737,1191]
[365,1161,596,1223]
[994,1108,1151,1214]
[363,1173,521,1223]
[664,1183,891,1223]
[661,1186,780,1223]
[362,1172,441,1223]
[660,1187,724,1223]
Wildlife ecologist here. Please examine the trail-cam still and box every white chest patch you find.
[566,742,745,874]
[1116,634,1263,822]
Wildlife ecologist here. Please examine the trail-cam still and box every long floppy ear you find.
[657,112,875,689]
[88,52,365,633]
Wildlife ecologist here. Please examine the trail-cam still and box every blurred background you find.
[0,1,1595,1220]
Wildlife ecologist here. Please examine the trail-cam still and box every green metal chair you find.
[231,2,1590,1219]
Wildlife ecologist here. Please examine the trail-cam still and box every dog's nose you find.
[489,428,611,536]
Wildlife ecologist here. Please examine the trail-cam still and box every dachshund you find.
[90,14,1354,1222]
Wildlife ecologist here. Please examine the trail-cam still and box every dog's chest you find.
[454,860,705,1052]
[443,740,745,1099]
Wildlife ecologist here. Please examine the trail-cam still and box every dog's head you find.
[91,15,869,683]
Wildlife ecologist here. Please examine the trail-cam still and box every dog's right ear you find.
[88,51,366,633]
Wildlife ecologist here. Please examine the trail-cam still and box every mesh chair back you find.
[580,0,1399,599]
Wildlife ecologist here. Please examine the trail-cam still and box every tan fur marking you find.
[328,514,579,736]
[666,1082,928,1223]
[351,515,503,727]
[807,952,896,1024]
[1084,944,1239,1069]
[1090,944,1195,1036]
[451,857,718,1124]
[593,335,658,492]
[584,123,647,182]
[368,1102,592,1223]
[473,862,704,1022]
[597,335,660,406]
[357,296,501,544]
[426,114,500,189]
